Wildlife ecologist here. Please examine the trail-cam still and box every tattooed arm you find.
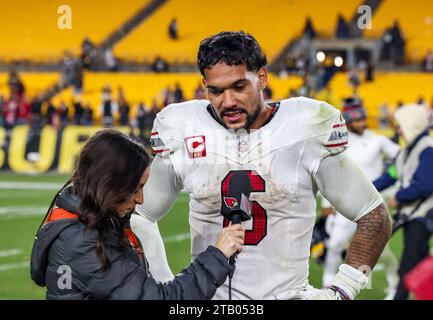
[311,152,392,299]
[346,203,392,270]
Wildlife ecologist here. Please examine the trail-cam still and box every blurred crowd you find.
[0,71,210,143]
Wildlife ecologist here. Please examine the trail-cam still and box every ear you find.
[202,77,206,87]
[257,67,268,90]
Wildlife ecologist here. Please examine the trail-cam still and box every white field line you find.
[163,233,190,242]
[0,181,63,190]
[0,206,47,216]
[0,193,50,199]
[0,249,23,258]
[0,262,28,272]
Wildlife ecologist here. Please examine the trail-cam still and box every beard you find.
[217,92,262,131]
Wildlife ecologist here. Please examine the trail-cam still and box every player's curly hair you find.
[197,31,267,76]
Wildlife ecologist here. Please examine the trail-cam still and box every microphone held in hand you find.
[221,171,252,224]
[220,171,253,286]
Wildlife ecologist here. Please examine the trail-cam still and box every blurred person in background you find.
[136,102,148,141]
[152,56,169,73]
[302,16,316,39]
[0,94,5,127]
[73,98,84,125]
[59,100,69,128]
[100,86,118,127]
[422,50,433,72]
[378,103,392,130]
[30,129,244,299]
[147,99,159,128]
[14,96,31,125]
[118,87,130,126]
[194,83,206,100]
[45,99,57,126]
[335,14,349,39]
[8,71,25,97]
[82,103,93,126]
[81,37,95,70]
[168,17,179,40]
[29,96,43,128]
[173,83,184,103]
[373,104,433,300]
[390,20,405,66]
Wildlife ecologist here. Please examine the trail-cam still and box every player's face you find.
[348,118,367,135]
[203,62,267,130]
[115,167,149,218]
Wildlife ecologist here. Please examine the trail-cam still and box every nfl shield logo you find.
[238,139,248,152]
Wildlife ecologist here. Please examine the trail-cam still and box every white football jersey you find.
[150,97,349,299]
[345,129,399,180]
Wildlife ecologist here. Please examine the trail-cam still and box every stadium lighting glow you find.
[334,56,344,67]
[316,51,325,63]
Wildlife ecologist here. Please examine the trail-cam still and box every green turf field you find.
[0,173,430,300]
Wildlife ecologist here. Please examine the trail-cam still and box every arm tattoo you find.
[346,203,392,271]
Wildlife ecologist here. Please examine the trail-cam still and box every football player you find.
[132,31,392,300]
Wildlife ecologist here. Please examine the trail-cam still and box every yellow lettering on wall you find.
[8,125,57,173]
[58,126,102,174]
[58,126,132,174]
[0,127,5,168]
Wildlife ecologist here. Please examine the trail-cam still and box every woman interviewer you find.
[30,129,244,299]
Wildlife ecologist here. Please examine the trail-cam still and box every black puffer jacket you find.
[30,189,231,300]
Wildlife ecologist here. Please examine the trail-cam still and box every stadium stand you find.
[0,72,60,97]
[115,0,360,63]
[0,0,149,61]
[328,72,433,127]
[364,0,433,61]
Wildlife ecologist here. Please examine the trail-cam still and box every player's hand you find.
[215,224,245,259]
[321,207,335,217]
[387,197,399,209]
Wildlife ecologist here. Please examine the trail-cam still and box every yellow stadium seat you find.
[0,0,149,61]
[364,0,433,61]
[115,0,359,63]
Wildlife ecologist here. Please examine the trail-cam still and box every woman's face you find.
[115,167,150,218]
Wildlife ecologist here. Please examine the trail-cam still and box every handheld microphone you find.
[221,171,252,225]
[220,171,252,299]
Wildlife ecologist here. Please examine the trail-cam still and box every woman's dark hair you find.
[44,129,151,270]
[197,31,267,76]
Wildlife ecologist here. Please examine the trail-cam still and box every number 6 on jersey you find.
[221,170,267,245]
